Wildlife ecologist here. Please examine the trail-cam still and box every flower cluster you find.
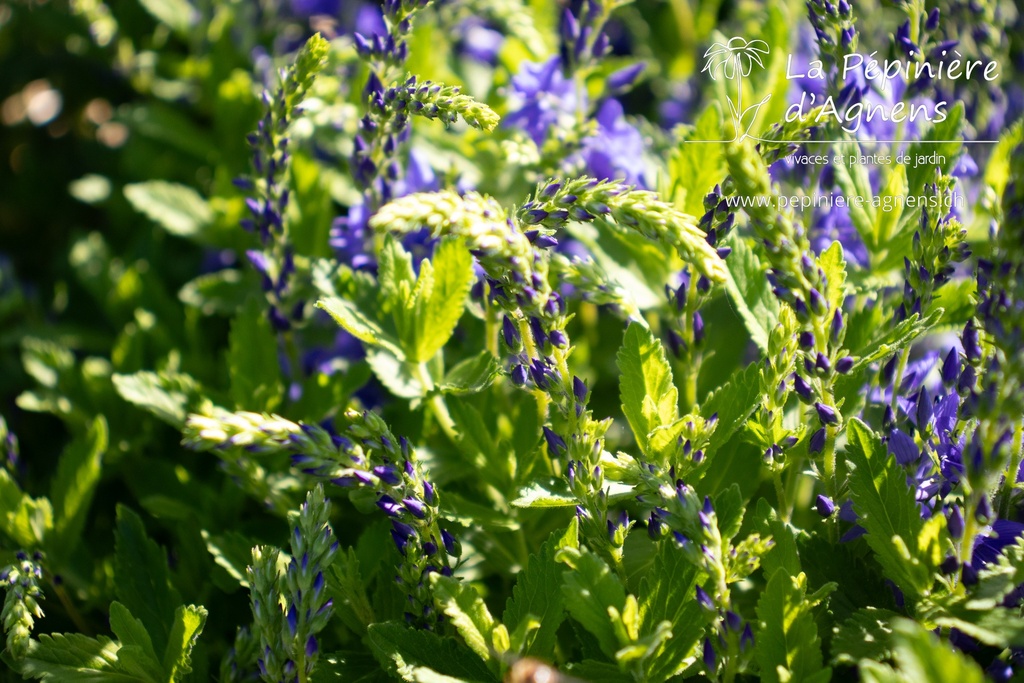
[240,33,331,332]
[639,468,769,678]
[0,551,45,659]
[184,406,458,626]
[248,486,337,683]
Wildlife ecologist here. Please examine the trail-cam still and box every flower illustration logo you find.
[702,37,772,140]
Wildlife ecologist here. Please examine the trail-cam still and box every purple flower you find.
[579,99,648,188]
[290,0,339,16]
[887,428,920,465]
[504,57,578,146]
[456,18,504,64]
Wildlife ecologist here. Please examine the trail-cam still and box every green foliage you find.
[617,323,678,457]
[755,569,835,683]
[844,419,933,599]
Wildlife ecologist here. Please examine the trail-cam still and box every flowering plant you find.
[1,0,1023,681]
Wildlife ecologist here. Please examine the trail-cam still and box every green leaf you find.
[366,348,425,400]
[851,309,942,370]
[503,521,578,659]
[366,622,496,683]
[201,529,254,589]
[753,498,802,579]
[114,506,182,657]
[755,569,834,683]
[112,371,203,427]
[178,269,256,316]
[722,236,780,353]
[108,601,163,683]
[412,237,473,362]
[228,300,283,411]
[556,546,627,659]
[904,103,964,199]
[701,361,761,454]
[970,537,1024,609]
[638,539,704,683]
[844,418,930,598]
[124,181,212,239]
[136,0,198,36]
[162,605,208,681]
[16,633,127,682]
[289,153,334,258]
[317,297,404,358]
[669,105,726,217]
[818,241,848,309]
[440,352,501,396]
[49,416,107,561]
[831,607,899,665]
[887,618,984,683]
[617,323,678,455]
[430,576,497,663]
[872,165,907,248]
[510,478,576,508]
[831,140,877,249]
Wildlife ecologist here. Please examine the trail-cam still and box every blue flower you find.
[504,57,578,146]
[580,99,649,188]
[456,18,504,64]
[290,0,340,17]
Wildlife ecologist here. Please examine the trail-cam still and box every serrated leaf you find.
[701,361,761,454]
[412,237,473,362]
[49,416,106,560]
[888,618,984,683]
[873,165,907,248]
[510,478,576,508]
[755,569,834,683]
[722,236,780,353]
[112,371,202,427]
[366,348,425,399]
[162,604,207,681]
[201,530,254,588]
[557,546,627,659]
[430,575,497,663]
[669,105,726,216]
[844,419,929,598]
[503,522,578,658]
[114,506,182,657]
[108,601,163,683]
[124,181,211,239]
[637,539,704,683]
[440,352,501,396]
[818,241,848,309]
[831,607,898,665]
[753,498,801,579]
[617,323,678,455]
[317,297,404,358]
[16,633,125,682]
[229,300,282,411]
[366,622,496,683]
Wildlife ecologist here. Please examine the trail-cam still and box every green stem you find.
[518,318,550,422]
[414,362,459,444]
[774,470,790,523]
[999,421,1024,519]
[822,428,839,544]
[890,347,911,416]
